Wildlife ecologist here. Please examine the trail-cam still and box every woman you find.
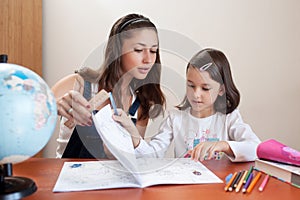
[52,13,166,158]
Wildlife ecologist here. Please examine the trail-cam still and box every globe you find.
[0,63,57,165]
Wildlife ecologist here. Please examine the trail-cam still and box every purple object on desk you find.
[242,173,253,193]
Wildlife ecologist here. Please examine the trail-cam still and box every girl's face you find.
[121,29,158,80]
[186,66,224,118]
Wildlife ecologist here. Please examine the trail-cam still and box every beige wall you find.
[43,0,300,157]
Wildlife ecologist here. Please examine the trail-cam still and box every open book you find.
[53,105,222,192]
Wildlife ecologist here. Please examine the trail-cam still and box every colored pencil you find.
[243,166,253,184]
[233,171,243,188]
[224,171,237,191]
[109,92,118,115]
[228,171,240,191]
[258,174,269,192]
[235,170,248,192]
[242,173,253,193]
[246,172,262,193]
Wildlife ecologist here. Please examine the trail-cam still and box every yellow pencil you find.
[224,172,237,191]
[246,171,262,193]
[235,170,248,192]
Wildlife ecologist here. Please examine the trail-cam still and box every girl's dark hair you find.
[177,48,240,114]
[78,13,165,119]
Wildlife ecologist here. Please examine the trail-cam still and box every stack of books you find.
[254,139,300,188]
[255,159,300,188]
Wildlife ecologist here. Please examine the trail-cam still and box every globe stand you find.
[0,163,37,200]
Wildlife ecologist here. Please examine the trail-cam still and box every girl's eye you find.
[187,84,195,88]
[202,87,210,91]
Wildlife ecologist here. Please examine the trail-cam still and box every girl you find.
[52,13,166,158]
[114,48,261,162]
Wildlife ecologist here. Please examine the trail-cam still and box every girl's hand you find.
[112,109,141,147]
[112,109,135,132]
[103,144,116,160]
[56,90,92,126]
[190,141,233,161]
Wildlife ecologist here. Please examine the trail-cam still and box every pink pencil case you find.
[257,139,300,166]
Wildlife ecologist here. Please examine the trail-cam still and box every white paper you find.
[53,158,222,192]
[133,158,223,188]
[91,105,141,182]
[53,104,222,192]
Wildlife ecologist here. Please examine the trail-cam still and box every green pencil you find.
[243,166,253,184]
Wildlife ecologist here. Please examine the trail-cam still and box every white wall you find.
[43,0,300,157]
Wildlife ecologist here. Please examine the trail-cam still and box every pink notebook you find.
[257,139,300,166]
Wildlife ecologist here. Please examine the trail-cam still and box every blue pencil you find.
[109,92,118,115]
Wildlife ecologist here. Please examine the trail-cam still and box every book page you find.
[257,159,300,175]
[53,158,223,192]
[135,158,223,187]
[273,162,300,175]
[92,105,142,183]
[53,105,223,192]
[92,105,223,187]
[53,160,140,192]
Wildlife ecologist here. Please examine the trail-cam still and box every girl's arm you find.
[113,110,173,158]
[226,109,261,162]
[190,109,261,162]
[112,109,141,147]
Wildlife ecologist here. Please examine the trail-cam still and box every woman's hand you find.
[56,90,92,127]
[52,74,92,127]
[112,109,141,147]
[190,141,233,161]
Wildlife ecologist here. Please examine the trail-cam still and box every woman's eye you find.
[150,49,158,54]
[134,49,143,52]
[202,87,210,91]
[187,84,195,88]
[134,48,157,54]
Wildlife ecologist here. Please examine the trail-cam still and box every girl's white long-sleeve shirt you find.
[135,108,261,162]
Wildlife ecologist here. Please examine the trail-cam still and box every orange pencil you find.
[235,170,248,192]
[246,171,262,193]
[224,172,237,191]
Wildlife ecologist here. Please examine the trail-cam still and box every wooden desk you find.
[11,158,300,200]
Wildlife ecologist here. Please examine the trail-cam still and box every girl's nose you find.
[194,87,202,98]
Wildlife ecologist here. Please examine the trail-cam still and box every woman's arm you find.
[51,74,92,126]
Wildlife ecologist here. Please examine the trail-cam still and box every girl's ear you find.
[218,84,225,96]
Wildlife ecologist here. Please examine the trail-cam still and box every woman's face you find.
[121,29,158,80]
[186,66,223,118]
